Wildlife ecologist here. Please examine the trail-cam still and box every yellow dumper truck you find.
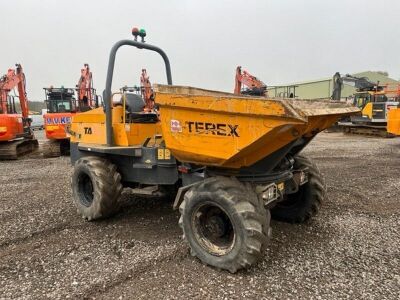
[69,29,359,273]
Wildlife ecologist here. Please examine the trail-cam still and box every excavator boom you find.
[331,72,383,101]
[77,63,95,108]
[140,69,154,110]
[234,66,267,96]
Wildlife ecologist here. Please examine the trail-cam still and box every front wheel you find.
[271,155,326,223]
[179,176,271,273]
[71,156,123,221]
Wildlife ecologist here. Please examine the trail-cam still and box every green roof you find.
[351,71,398,84]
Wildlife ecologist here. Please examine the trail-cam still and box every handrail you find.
[103,39,172,146]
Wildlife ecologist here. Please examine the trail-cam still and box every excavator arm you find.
[140,69,154,111]
[77,64,94,108]
[234,66,267,96]
[0,64,30,121]
[331,72,382,100]
[0,83,8,114]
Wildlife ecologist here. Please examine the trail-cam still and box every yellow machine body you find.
[70,85,359,169]
[361,102,373,119]
[70,106,162,146]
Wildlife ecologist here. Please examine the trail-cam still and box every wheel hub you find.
[78,172,94,207]
[192,202,235,256]
[206,215,227,238]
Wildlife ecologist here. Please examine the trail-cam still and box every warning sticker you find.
[170,120,182,132]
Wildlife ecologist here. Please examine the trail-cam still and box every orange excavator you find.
[234,66,267,96]
[0,64,38,159]
[42,64,100,157]
[77,63,99,110]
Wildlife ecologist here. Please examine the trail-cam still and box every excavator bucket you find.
[154,85,359,169]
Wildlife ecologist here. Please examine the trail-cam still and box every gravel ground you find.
[0,132,399,299]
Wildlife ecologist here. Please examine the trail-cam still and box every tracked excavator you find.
[234,66,267,96]
[42,64,100,157]
[0,64,38,159]
[332,72,400,137]
[69,28,359,273]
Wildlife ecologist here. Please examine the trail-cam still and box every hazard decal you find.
[170,120,182,132]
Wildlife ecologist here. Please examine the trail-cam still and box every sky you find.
[1,0,400,101]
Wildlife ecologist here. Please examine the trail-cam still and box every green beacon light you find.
[139,28,146,42]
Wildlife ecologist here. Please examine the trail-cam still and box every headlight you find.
[261,184,278,205]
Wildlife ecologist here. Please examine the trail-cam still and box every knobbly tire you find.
[72,156,123,221]
[179,176,271,273]
[271,154,326,223]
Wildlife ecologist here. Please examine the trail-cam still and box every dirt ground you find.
[0,131,399,299]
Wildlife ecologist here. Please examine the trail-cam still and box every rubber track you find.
[0,139,39,160]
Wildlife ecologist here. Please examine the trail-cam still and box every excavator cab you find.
[353,87,387,107]
[44,87,77,113]
[7,96,18,114]
[0,95,18,115]
[353,92,374,109]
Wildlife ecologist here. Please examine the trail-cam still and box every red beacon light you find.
[132,27,139,41]
[131,27,146,43]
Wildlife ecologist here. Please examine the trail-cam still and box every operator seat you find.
[123,93,158,123]
[125,93,145,112]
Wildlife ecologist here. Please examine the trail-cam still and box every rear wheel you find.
[179,176,271,273]
[271,155,326,223]
[72,156,123,221]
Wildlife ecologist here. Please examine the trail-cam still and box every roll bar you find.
[103,39,172,146]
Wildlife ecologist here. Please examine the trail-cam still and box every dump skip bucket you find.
[154,85,359,169]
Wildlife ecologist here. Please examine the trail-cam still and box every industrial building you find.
[268,71,399,99]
